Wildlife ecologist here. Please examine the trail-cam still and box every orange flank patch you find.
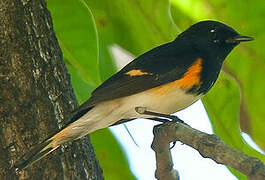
[126,69,149,76]
[152,58,203,95]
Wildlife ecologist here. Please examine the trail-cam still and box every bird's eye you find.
[209,29,219,43]
[210,29,216,33]
[209,29,217,37]
[213,39,220,43]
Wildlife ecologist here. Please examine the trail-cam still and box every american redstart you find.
[13,20,253,171]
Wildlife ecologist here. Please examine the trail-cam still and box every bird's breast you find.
[117,83,203,119]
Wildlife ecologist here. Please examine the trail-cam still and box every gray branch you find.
[152,122,265,180]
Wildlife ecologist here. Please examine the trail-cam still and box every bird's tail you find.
[13,138,58,171]
[13,124,78,171]
[13,107,94,171]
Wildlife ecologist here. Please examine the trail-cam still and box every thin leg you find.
[135,107,184,123]
[112,107,184,126]
[146,117,169,123]
[111,117,169,127]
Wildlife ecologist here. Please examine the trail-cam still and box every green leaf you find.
[216,0,265,152]
[47,1,135,179]
[171,0,265,154]
[90,130,136,180]
[203,73,265,180]
[66,64,135,180]
[170,0,265,178]
[48,0,265,179]
[47,0,100,86]
[86,0,178,80]
[98,40,117,81]
[88,0,265,179]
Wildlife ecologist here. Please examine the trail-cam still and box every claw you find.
[169,141,177,150]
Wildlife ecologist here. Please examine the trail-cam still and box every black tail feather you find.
[11,106,94,172]
[12,139,56,172]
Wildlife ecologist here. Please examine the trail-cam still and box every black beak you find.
[226,35,254,44]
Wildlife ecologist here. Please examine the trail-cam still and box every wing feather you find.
[79,41,199,110]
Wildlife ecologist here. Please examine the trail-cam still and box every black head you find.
[177,20,253,61]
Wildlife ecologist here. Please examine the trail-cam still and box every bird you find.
[13,20,253,171]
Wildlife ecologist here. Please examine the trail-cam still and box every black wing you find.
[79,41,199,110]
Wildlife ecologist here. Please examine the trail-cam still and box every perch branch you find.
[151,121,265,180]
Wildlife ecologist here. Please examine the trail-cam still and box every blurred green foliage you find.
[47,0,265,179]
[47,0,135,179]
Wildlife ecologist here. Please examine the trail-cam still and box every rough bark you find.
[0,0,103,179]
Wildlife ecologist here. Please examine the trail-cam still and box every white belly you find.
[118,87,202,118]
[74,87,202,135]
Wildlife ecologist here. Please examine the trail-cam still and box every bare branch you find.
[151,125,179,180]
[152,122,265,180]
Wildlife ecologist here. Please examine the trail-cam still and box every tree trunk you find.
[0,0,103,179]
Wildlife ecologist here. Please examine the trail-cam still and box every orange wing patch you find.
[126,69,149,76]
[152,58,203,95]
